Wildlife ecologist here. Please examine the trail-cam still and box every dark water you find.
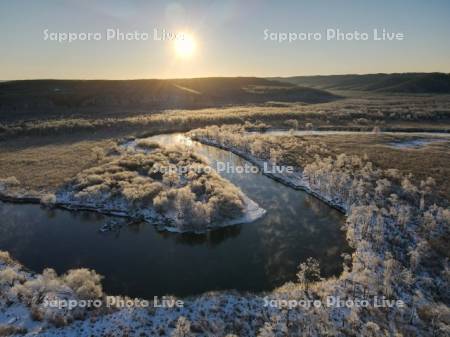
[0,134,349,298]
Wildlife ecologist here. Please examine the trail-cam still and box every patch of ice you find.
[387,138,448,149]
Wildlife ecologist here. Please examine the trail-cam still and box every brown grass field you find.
[0,136,113,191]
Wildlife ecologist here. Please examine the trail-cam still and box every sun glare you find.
[174,33,196,59]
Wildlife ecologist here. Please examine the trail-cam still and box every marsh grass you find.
[0,138,114,191]
[1,94,449,139]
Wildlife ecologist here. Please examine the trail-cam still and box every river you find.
[0,133,349,298]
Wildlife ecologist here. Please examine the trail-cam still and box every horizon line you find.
[1,71,449,82]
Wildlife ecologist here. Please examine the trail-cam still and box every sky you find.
[1,0,450,80]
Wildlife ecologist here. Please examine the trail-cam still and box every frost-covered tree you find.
[257,323,275,337]
[284,119,299,130]
[361,321,383,337]
[297,257,321,291]
[0,267,25,286]
[171,316,193,337]
[63,268,103,300]
[383,255,400,298]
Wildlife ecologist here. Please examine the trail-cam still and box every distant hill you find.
[271,73,450,93]
[0,77,338,122]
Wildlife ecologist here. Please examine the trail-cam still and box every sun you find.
[174,33,196,59]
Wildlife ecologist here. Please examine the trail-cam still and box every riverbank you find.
[191,136,348,214]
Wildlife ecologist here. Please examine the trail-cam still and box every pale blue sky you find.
[1,0,449,79]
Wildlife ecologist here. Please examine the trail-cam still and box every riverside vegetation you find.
[59,141,263,232]
[0,141,263,233]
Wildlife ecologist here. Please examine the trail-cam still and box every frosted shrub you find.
[257,323,276,337]
[123,181,163,203]
[250,140,265,157]
[305,122,314,130]
[0,325,27,336]
[354,118,370,125]
[0,176,19,191]
[208,189,244,221]
[174,187,211,228]
[8,267,104,326]
[269,148,282,165]
[153,191,170,212]
[63,268,103,300]
[40,193,57,206]
[136,139,160,150]
[13,267,103,303]
[91,146,105,161]
[0,267,25,286]
[171,316,193,337]
[284,119,299,130]
[0,251,14,265]
[163,171,180,187]
[86,174,104,186]
[12,268,69,305]
[297,257,321,291]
